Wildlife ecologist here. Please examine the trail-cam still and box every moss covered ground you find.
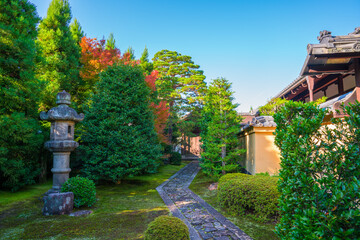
[188,171,279,240]
[0,163,187,240]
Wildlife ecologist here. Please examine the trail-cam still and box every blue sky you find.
[29,0,360,112]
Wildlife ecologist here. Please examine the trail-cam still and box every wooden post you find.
[337,76,344,95]
[307,76,315,102]
[355,59,360,102]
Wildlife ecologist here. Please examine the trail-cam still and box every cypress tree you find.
[200,78,244,179]
[70,18,84,50]
[0,0,40,116]
[105,32,116,50]
[0,0,44,191]
[140,46,153,75]
[81,64,161,183]
[36,0,81,110]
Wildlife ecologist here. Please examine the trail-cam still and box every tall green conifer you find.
[200,78,244,179]
[105,33,116,50]
[81,64,161,182]
[70,18,84,48]
[140,46,153,75]
[36,0,81,110]
[0,0,44,191]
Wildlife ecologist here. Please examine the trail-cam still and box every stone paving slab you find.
[156,161,253,240]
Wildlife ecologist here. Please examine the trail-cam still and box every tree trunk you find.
[221,145,226,175]
[168,101,174,148]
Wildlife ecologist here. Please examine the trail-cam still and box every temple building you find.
[239,27,360,175]
[274,27,360,117]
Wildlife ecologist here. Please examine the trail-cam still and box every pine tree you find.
[140,46,153,75]
[153,49,206,144]
[200,78,244,179]
[105,32,116,50]
[81,64,161,183]
[36,0,82,110]
[0,0,44,191]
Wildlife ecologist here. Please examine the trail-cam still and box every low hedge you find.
[218,173,279,222]
[144,215,189,240]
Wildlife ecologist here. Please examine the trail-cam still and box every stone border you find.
[156,161,253,240]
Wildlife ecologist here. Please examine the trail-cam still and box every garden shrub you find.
[61,176,96,208]
[144,215,189,240]
[218,173,279,222]
[169,152,182,165]
[218,173,251,185]
[274,101,360,239]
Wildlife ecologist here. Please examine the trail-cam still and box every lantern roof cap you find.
[40,91,84,122]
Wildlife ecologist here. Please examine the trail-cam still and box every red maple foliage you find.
[145,71,170,143]
[80,37,169,143]
[79,37,121,82]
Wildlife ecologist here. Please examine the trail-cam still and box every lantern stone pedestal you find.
[40,91,84,215]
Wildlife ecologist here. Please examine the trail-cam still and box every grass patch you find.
[0,162,188,240]
[189,171,279,240]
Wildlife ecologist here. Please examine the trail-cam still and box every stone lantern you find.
[40,91,84,193]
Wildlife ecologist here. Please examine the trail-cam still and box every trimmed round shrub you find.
[218,173,251,185]
[218,173,279,222]
[61,176,96,208]
[169,152,182,165]
[144,215,189,240]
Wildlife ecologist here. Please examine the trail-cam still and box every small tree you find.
[80,64,161,183]
[200,78,244,179]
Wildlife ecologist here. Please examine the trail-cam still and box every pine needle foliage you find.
[200,78,244,180]
[80,64,161,183]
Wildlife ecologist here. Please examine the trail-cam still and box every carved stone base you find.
[43,192,74,216]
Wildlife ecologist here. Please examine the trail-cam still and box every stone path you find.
[156,161,252,240]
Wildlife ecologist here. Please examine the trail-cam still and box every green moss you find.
[0,163,187,240]
[189,171,279,240]
[144,215,189,240]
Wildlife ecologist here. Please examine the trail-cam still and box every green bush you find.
[218,173,279,222]
[274,101,360,239]
[61,176,96,208]
[169,152,182,165]
[144,215,189,240]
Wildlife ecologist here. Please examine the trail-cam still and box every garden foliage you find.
[274,101,360,239]
[36,0,82,111]
[218,173,279,222]
[80,64,161,183]
[61,176,96,207]
[153,50,207,144]
[200,78,244,179]
[144,215,190,240]
[0,0,45,191]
